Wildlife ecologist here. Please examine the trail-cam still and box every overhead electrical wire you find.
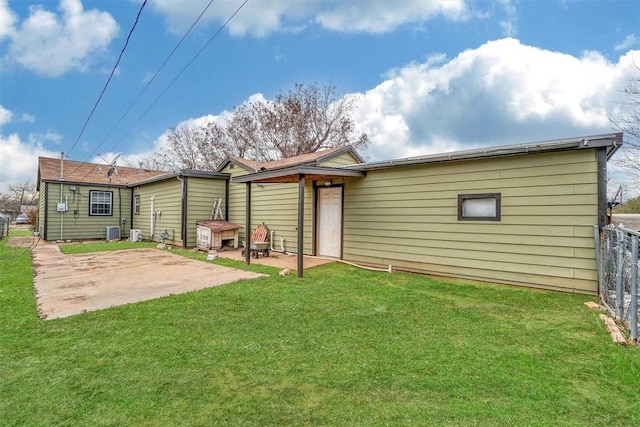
[65,0,148,158]
[69,0,249,183]
[106,0,250,155]
[77,0,217,167]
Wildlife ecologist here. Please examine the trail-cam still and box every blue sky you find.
[0,0,638,194]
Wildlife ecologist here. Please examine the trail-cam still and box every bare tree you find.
[610,62,640,181]
[247,82,369,159]
[9,181,37,205]
[141,82,369,170]
[152,122,219,171]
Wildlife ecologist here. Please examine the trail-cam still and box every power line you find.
[84,0,217,163]
[70,0,249,184]
[65,0,148,157]
[102,0,250,158]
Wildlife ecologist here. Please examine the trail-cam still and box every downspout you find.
[44,182,49,240]
[224,178,229,221]
[297,174,305,277]
[60,182,64,240]
[150,196,155,239]
[130,188,134,231]
[60,152,64,240]
[178,174,188,247]
[118,187,122,232]
[597,147,607,228]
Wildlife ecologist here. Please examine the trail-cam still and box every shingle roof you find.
[37,157,166,188]
[222,145,362,172]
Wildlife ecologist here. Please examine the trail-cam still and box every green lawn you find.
[1,236,639,426]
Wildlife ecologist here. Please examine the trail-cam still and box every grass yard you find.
[1,235,639,426]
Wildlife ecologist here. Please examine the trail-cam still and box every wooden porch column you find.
[297,174,305,277]
[245,182,251,265]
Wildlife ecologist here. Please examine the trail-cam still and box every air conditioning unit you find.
[106,226,121,241]
[130,229,141,242]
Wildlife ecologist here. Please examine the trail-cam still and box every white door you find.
[318,187,342,257]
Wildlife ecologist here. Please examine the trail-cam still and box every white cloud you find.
[315,0,469,34]
[4,0,119,77]
[615,34,638,52]
[0,0,17,38]
[352,39,636,161]
[0,105,60,192]
[148,0,471,36]
[0,132,60,193]
[0,104,12,126]
[498,0,517,37]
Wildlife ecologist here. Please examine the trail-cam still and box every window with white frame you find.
[89,191,113,216]
[458,193,501,221]
[134,195,140,215]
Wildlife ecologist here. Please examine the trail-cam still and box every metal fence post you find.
[615,229,625,320]
[594,226,603,296]
[631,235,638,343]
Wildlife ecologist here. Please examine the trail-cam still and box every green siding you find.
[185,177,227,247]
[132,176,228,247]
[223,164,250,242]
[224,163,314,253]
[317,151,361,167]
[342,150,600,293]
[223,151,360,253]
[42,182,131,241]
[37,182,46,236]
[132,179,182,245]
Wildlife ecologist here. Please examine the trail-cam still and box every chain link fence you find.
[0,218,8,239]
[595,225,639,343]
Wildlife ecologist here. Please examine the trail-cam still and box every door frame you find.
[313,183,344,259]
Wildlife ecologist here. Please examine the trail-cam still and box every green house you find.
[130,170,229,247]
[232,133,623,294]
[36,133,623,294]
[36,157,165,241]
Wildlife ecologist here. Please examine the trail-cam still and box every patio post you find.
[297,174,305,277]
[245,182,251,265]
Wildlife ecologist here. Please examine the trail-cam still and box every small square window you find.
[89,191,113,216]
[134,195,140,215]
[458,193,501,221]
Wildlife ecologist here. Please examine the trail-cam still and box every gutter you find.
[345,133,623,171]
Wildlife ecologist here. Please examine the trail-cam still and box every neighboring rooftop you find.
[37,157,166,188]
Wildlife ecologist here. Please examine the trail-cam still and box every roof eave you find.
[232,165,366,184]
[346,133,624,171]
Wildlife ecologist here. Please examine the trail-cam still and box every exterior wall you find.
[41,182,131,241]
[342,150,601,293]
[184,177,227,247]
[38,183,46,237]
[132,179,182,245]
[223,164,314,253]
[223,164,250,242]
[223,151,361,253]
[318,151,361,167]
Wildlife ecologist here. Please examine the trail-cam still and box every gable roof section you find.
[216,145,363,173]
[344,133,624,171]
[37,157,166,189]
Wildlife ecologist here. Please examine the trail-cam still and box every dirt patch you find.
[31,243,266,320]
[6,236,39,247]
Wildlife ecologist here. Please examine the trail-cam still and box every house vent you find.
[106,226,121,241]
